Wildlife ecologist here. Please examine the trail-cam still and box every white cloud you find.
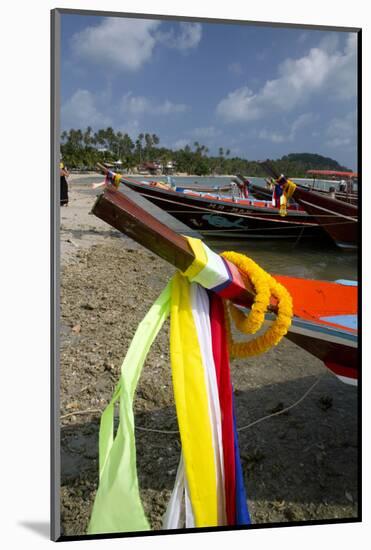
[325,112,356,148]
[61,89,111,129]
[175,22,202,50]
[120,92,188,116]
[290,112,316,137]
[298,32,309,44]
[120,94,150,115]
[216,34,357,123]
[228,62,243,75]
[317,33,340,55]
[258,129,286,143]
[258,113,316,144]
[156,22,202,51]
[217,86,263,122]
[117,119,140,136]
[71,18,161,71]
[191,126,221,139]
[157,100,189,115]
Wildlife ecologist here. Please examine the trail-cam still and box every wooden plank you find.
[92,186,195,272]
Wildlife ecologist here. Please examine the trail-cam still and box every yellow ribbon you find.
[170,272,218,527]
[284,179,297,200]
[278,179,296,216]
[113,173,122,188]
[182,236,208,280]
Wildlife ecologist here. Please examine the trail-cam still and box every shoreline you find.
[68,171,314,179]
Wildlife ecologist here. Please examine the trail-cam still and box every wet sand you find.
[60,175,358,536]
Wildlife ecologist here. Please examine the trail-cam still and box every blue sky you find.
[60,14,358,169]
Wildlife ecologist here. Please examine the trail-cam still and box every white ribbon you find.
[190,283,226,525]
[162,281,226,529]
[189,245,231,290]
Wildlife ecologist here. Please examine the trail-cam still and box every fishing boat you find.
[259,162,358,250]
[245,175,357,206]
[90,183,358,386]
[248,182,274,201]
[247,169,358,205]
[104,171,327,241]
[304,170,358,205]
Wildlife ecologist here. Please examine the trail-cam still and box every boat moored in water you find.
[259,162,358,250]
[115,175,328,241]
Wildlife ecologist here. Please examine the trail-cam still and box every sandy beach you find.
[60,175,358,536]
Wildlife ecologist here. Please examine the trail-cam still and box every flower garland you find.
[221,253,271,334]
[221,251,293,358]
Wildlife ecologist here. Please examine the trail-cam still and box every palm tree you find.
[137,133,144,164]
[144,133,153,159]
[83,126,93,147]
[116,131,123,158]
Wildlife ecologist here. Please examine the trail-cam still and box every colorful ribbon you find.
[170,272,219,527]
[210,293,250,525]
[210,293,236,524]
[87,283,172,534]
[88,238,252,533]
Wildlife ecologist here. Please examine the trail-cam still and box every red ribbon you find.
[210,293,236,524]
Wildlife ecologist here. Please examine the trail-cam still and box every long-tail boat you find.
[259,162,358,250]
[303,170,358,205]
[241,175,358,206]
[100,169,327,242]
[90,179,358,386]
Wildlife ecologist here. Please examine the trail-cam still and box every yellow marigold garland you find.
[221,253,271,334]
[221,251,293,358]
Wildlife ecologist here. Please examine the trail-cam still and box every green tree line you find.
[60,127,351,177]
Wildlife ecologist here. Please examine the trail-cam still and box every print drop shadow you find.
[61,371,357,510]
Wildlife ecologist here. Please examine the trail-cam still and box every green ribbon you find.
[87,282,171,534]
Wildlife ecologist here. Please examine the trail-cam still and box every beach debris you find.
[240,449,266,466]
[318,395,333,411]
[65,401,79,410]
[103,361,115,372]
[81,303,95,310]
[266,401,288,415]
[67,238,79,248]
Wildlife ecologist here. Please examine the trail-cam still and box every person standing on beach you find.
[60,160,70,206]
